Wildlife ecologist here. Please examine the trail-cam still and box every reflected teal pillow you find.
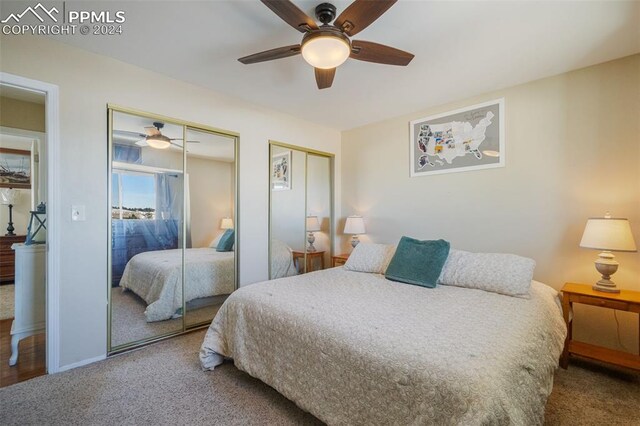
[385,237,450,288]
[216,229,234,252]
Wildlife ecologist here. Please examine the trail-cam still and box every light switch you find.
[71,205,86,221]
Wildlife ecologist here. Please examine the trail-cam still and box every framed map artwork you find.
[409,99,505,177]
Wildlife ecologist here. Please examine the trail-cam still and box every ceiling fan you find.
[239,0,414,89]
[114,122,200,150]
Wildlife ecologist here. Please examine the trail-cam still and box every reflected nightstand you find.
[292,250,325,274]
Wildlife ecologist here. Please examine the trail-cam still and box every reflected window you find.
[111,171,156,220]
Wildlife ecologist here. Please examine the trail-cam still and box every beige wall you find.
[0,96,45,132]
[188,156,233,248]
[341,54,640,353]
[0,35,341,368]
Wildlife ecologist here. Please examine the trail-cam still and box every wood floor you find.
[0,318,46,388]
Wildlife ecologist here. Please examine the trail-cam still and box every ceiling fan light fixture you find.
[301,33,351,69]
[146,135,171,149]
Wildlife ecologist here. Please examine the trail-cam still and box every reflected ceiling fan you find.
[114,122,200,150]
[238,0,414,89]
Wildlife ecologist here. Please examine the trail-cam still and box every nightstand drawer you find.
[573,294,629,311]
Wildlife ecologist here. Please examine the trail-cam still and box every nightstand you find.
[332,253,350,267]
[292,250,325,274]
[560,282,640,370]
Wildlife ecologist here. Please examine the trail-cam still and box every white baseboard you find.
[56,354,106,373]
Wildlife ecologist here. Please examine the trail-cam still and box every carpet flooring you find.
[0,285,14,320]
[110,288,225,347]
[1,329,638,426]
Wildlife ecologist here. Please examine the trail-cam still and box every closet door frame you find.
[107,104,240,355]
[268,140,335,278]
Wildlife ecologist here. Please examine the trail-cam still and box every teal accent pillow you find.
[216,229,234,252]
[385,237,450,288]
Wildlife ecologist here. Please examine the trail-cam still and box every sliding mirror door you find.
[184,127,237,328]
[306,154,332,272]
[109,110,185,349]
[108,107,239,353]
[269,143,333,279]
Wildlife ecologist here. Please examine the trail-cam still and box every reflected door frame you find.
[107,105,239,355]
[268,141,335,278]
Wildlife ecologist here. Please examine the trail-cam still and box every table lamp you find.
[306,216,321,252]
[0,188,19,236]
[220,217,234,230]
[579,212,637,293]
[344,215,366,248]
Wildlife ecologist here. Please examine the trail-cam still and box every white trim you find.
[57,354,106,373]
[0,72,61,374]
[409,98,505,177]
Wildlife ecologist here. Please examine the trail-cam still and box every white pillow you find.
[437,249,535,297]
[208,232,225,249]
[344,243,396,274]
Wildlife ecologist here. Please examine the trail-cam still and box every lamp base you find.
[350,235,360,248]
[307,232,317,252]
[592,252,620,293]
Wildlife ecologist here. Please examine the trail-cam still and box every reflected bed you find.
[120,248,234,322]
[200,267,566,425]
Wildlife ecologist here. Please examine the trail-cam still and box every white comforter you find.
[120,248,234,322]
[200,268,566,425]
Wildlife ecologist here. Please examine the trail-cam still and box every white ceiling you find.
[52,1,640,130]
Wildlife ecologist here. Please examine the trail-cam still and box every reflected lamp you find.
[306,216,321,252]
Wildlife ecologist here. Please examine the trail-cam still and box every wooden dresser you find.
[0,235,26,283]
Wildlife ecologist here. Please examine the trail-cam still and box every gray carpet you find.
[110,288,226,347]
[0,285,14,320]
[0,329,638,426]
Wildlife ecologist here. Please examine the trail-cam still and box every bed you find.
[119,248,234,322]
[200,267,567,425]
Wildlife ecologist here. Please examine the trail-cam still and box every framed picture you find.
[409,98,505,177]
[271,151,291,191]
[0,148,31,189]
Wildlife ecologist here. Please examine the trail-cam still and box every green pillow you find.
[385,237,450,288]
[216,229,235,252]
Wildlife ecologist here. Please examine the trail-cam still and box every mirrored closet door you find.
[108,107,238,353]
[269,142,333,279]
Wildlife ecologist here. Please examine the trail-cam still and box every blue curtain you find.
[111,219,180,286]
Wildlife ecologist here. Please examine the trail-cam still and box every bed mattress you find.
[120,248,234,322]
[200,267,566,425]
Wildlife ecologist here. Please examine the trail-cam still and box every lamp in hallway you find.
[306,216,321,252]
[344,215,366,249]
[580,212,637,293]
[0,188,19,236]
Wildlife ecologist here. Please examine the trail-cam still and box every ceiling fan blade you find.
[315,67,336,90]
[239,45,301,64]
[350,40,414,66]
[334,0,396,36]
[260,0,318,32]
[168,138,201,143]
[170,141,183,148]
[113,129,146,138]
[144,126,160,136]
[135,139,148,147]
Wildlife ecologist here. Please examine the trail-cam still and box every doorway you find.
[0,75,58,385]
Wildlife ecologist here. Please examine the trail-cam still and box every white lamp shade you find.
[306,216,321,232]
[220,217,234,230]
[580,217,637,252]
[0,188,19,205]
[344,216,365,235]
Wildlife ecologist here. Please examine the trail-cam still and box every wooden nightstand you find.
[560,282,640,370]
[332,253,350,267]
[292,250,325,274]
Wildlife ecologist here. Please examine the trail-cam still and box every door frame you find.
[0,72,61,373]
